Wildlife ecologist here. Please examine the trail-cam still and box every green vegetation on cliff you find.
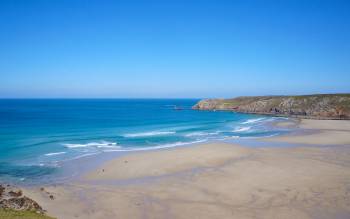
[0,209,55,219]
[0,185,55,219]
[193,94,350,119]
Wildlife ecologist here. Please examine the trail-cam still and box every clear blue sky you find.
[1,0,350,98]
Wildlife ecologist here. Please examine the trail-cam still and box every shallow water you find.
[0,99,289,184]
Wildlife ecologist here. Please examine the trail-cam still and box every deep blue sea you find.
[0,99,288,184]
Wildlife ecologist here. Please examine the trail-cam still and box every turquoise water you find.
[0,99,288,183]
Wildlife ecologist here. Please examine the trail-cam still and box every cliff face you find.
[193,94,350,120]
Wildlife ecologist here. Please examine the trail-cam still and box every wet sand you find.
[266,119,350,145]
[24,119,350,219]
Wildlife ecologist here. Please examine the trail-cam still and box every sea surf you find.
[0,99,289,184]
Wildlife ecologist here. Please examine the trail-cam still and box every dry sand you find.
[25,119,350,219]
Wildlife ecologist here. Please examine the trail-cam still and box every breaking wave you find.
[233,127,251,132]
[103,139,207,152]
[123,131,175,138]
[63,141,119,149]
[241,118,266,124]
[185,131,220,137]
[44,152,66,156]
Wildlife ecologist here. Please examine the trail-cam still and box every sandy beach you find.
[2,0,350,217]
[24,119,350,219]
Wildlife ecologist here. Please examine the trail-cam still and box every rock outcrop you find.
[0,184,44,213]
[193,94,350,120]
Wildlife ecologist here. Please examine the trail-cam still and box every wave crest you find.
[233,127,251,132]
[44,152,66,156]
[241,118,265,124]
[123,131,175,138]
[185,131,220,137]
[103,139,207,152]
[63,141,119,149]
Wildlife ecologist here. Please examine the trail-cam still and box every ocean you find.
[0,99,288,184]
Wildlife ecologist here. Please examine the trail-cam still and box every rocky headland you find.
[193,94,350,119]
[0,184,54,219]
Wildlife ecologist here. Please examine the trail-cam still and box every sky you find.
[0,0,350,98]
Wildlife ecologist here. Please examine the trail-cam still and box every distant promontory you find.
[193,94,350,120]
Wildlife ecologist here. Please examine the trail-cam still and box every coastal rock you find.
[0,185,4,197]
[8,189,22,197]
[0,184,44,213]
[193,94,350,120]
[0,196,43,212]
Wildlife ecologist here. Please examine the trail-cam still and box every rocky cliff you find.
[193,94,350,120]
[0,184,44,213]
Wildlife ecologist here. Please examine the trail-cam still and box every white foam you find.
[69,152,100,160]
[123,131,175,138]
[222,135,240,140]
[63,141,119,149]
[103,139,207,152]
[44,152,66,156]
[233,127,251,132]
[241,118,265,124]
[185,131,220,137]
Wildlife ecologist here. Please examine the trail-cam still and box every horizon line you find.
[0,92,349,100]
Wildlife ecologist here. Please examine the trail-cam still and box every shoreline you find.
[7,119,350,218]
[196,109,350,120]
[265,119,350,146]
[7,115,291,187]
